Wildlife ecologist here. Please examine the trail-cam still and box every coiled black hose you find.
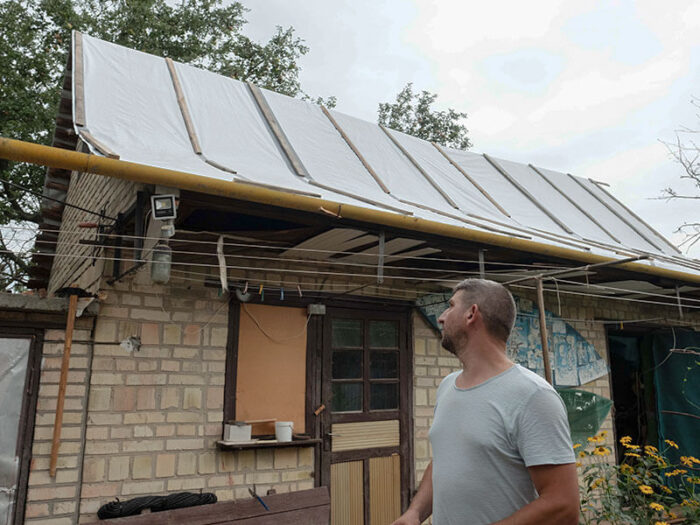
[97,492,217,519]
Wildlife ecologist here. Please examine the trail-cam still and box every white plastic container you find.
[275,421,294,442]
[224,423,252,442]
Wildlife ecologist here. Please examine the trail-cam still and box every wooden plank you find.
[432,142,511,217]
[83,488,329,525]
[336,238,427,265]
[380,125,460,209]
[73,32,86,127]
[247,82,310,179]
[79,130,120,159]
[369,455,401,525]
[308,179,413,215]
[49,292,78,476]
[536,279,553,385]
[232,506,329,524]
[165,57,202,154]
[331,460,363,525]
[281,230,376,260]
[321,105,391,193]
[332,420,400,452]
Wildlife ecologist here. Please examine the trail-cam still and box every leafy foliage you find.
[578,432,700,524]
[378,82,471,150]
[661,97,700,253]
[0,0,325,291]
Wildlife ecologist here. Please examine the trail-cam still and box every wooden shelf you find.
[216,438,322,451]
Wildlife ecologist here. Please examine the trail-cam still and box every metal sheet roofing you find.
[70,33,699,278]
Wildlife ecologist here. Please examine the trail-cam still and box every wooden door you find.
[321,309,411,524]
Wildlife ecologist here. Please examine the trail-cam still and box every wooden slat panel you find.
[336,238,424,265]
[369,455,401,525]
[332,420,400,452]
[331,460,363,525]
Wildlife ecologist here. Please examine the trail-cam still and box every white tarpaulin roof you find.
[73,33,699,276]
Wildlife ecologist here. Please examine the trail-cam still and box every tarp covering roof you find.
[72,33,699,276]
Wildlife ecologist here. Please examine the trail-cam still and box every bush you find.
[578,433,700,524]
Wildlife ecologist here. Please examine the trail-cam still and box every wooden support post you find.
[536,279,553,385]
[50,292,79,477]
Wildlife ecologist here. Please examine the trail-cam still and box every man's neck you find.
[453,336,514,390]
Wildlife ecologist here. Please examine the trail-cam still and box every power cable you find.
[2,179,118,221]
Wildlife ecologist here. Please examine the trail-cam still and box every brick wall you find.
[25,273,315,524]
[24,324,93,525]
[47,168,138,295]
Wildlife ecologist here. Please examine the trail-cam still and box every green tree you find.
[0,0,330,291]
[378,82,472,150]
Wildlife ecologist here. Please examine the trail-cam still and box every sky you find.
[243,0,700,257]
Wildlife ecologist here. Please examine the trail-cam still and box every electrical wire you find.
[4,245,700,311]
[241,303,311,344]
[5,223,670,270]
[2,179,118,221]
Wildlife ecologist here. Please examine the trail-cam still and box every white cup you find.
[275,421,293,442]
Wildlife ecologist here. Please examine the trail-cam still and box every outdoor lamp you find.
[150,194,177,220]
[151,242,172,284]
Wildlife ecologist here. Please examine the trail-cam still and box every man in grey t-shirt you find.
[392,279,579,525]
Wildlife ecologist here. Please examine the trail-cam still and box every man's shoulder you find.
[505,365,560,403]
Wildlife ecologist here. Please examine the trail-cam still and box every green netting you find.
[557,388,612,446]
[652,329,700,462]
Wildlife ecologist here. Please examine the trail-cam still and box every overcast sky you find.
[244,1,700,257]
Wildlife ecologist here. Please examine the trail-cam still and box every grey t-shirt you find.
[429,364,575,525]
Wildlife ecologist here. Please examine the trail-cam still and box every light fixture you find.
[150,194,177,220]
[151,242,172,284]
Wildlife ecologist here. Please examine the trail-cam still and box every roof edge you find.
[2,137,699,286]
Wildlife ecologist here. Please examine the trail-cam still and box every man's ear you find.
[465,304,478,322]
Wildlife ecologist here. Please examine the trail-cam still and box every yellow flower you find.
[660,486,672,494]
[664,439,678,449]
[599,431,608,437]
[681,456,694,467]
[690,456,700,465]
[638,484,654,495]
[591,477,605,489]
[688,476,700,484]
[620,435,632,444]
[578,451,586,458]
[573,443,581,449]
[681,499,699,507]
[665,469,686,477]
[645,445,658,455]
[620,464,633,475]
[626,452,641,458]
[649,502,664,512]
[593,446,611,456]
[654,521,668,525]
[576,461,582,467]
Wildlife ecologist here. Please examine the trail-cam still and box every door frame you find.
[319,305,414,522]
[0,325,43,525]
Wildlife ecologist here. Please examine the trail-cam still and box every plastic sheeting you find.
[0,338,30,525]
[652,330,700,462]
[384,128,511,221]
[493,157,619,245]
[78,34,228,181]
[441,148,568,234]
[73,33,697,271]
[557,389,612,446]
[534,166,662,253]
[260,89,413,212]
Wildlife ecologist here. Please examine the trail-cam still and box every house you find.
[1,32,699,524]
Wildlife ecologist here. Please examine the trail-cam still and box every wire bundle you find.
[97,492,217,519]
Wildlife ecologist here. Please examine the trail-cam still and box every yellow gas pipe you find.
[1,136,699,286]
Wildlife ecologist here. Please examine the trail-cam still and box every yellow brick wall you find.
[47,168,138,295]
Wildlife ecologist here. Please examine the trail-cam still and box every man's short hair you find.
[453,279,516,342]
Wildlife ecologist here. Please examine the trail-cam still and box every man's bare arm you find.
[391,461,433,525]
[494,463,579,525]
